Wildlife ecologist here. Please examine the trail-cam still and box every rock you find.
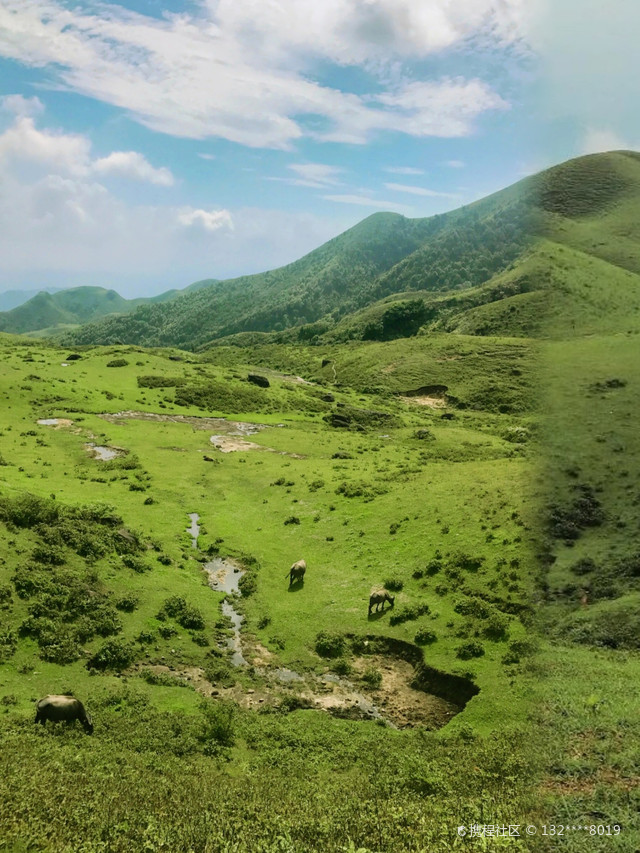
[247,689,255,694]
[248,373,270,388]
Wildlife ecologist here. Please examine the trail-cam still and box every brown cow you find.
[368,590,395,615]
[286,559,307,586]
[35,695,93,734]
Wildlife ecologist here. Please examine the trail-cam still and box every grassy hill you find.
[0,152,639,851]
[0,280,219,337]
[63,185,531,349]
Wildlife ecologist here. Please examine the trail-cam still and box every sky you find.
[0,0,636,297]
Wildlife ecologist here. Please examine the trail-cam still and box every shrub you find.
[330,658,352,676]
[158,625,178,639]
[308,479,325,492]
[0,630,17,662]
[143,496,155,505]
[257,615,271,629]
[283,516,300,526]
[177,605,205,631]
[389,604,430,626]
[115,594,139,612]
[414,628,437,645]
[238,573,257,597]
[361,667,382,690]
[414,429,435,441]
[456,641,485,660]
[315,631,346,658]
[106,358,129,367]
[87,638,136,671]
[481,613,509,641]
[204,660,235,688]
[136,631,155,645]
[199,700,236,749]
[122,555,152,573]
[384,577,403,592]
[454,597,492,619]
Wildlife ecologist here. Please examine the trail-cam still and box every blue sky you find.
[0,0,634,296]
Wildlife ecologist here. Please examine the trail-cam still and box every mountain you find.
[0,286,66,312]
[58,151,640,351]
[0,279,219,336]
[62,184,531,350]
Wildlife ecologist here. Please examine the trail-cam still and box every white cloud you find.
[198,153,216,161]
[287,163,344,188]
[1,94,44,117]
[0,1,516,149]
[213,0,531,63]
[322,193,410,213]
[384,182,458,198]
[93,151,174,186]
[580,128,634,155]
[177,208,234,233]
[0,116,92,175]
[445,159,465,168]
[384,166,425,175]
[0,109,174,186]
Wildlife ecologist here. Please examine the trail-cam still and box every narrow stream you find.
[203,555,247,666]
[186,512,200,548]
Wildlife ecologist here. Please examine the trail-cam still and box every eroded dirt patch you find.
[400,395,446,409]
[209,435,266,453]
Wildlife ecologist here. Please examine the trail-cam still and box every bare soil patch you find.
[400,395,446,409]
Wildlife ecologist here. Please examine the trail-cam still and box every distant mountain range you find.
[0,287,66,313]
[0,279,217,337]
[6,151,639,349]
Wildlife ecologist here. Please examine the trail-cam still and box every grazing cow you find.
[35,695,93,734]
[368,590,395,616]
[286,559,307,586]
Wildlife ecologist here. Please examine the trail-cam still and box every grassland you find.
[0,331,545,851]
[1,152,639,852]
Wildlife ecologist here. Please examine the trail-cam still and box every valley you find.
[0,152,638,852]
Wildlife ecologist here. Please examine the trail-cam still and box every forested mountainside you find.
[63,177,532,350]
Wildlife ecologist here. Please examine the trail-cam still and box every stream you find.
[203,556,247,666]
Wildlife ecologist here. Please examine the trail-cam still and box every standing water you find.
[204,557,247,666]
[186,513,200,548]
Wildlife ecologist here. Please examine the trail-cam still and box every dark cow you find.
[368,590,395,616]
[35,695,93,734]
[286,559,307,586]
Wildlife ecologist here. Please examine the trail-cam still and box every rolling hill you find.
[0,279,218,337]
[62,182,531,349]
[62,151,640,353]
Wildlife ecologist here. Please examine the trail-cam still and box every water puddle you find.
[85,443,122,461]
[187,512,200,548]
[37,418,73,427]
[274,667,304,683]
[203,555,247,666]
[99,411,268,436]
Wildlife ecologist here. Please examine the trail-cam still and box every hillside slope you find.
[63,184,531,349]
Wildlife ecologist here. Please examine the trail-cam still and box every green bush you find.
[414,628,437,645]
[384,577,403,592]
[361,667,382,689]
[456,641,485,660]
[199,700,236,749]
[106,358,129,367]
[88,638,136,671]
[315,631,346,658]
[389,604,429,626]
[115,594,139,612]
